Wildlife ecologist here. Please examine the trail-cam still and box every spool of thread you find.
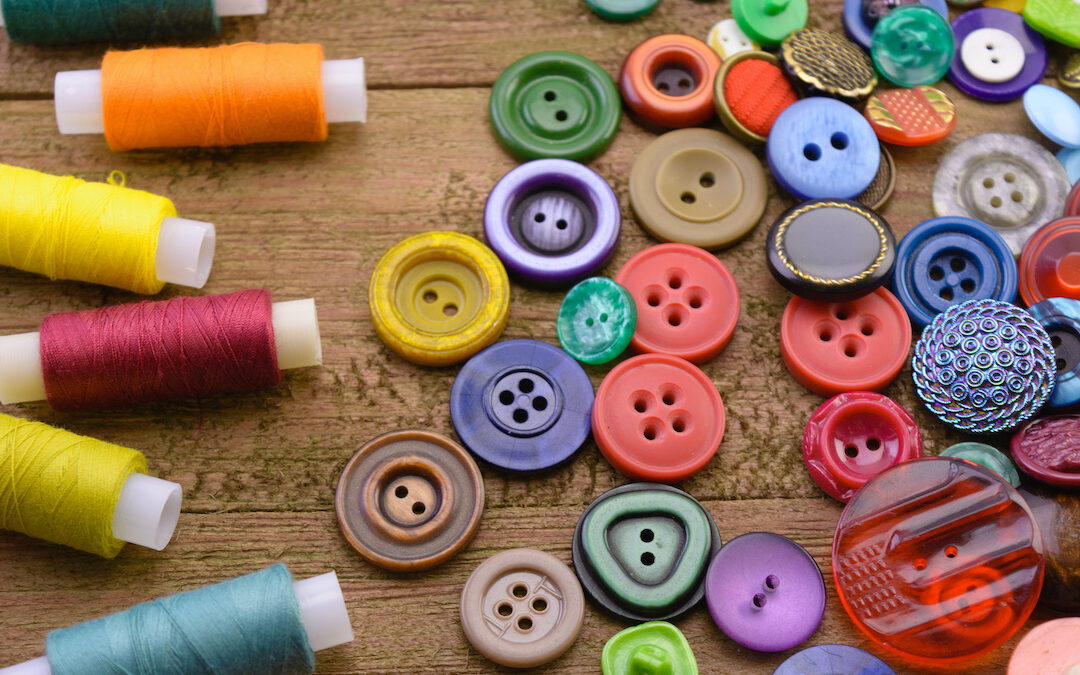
[0,163,215,293]
[0,0,267,45]
[54,43,367,150]
[0,289,322,411]
[0,412,181,557]
[1,564,355,675]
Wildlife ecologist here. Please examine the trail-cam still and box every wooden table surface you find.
[0,1,1070,673]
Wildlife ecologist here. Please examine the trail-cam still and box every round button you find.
[601,621,697,675]
[843,0,948,50]
[714,50,799,145]
[460,548,585,668]
[766,199,897,302]
[864,85,957,147]
[870,6,955,87]
[774,645,895,675]
[484,159,620,287]
[1011,414,1080,488]
[1068,182,1080,217]
[892,216,1018,328]
[556,277,636,365]
[766,97,881,201]
[1020,219,1080,304]
[706,18,758,59]
[1016,482,1080,612]
[1023,0,1080,49]
[572,482,721,622]
[950,9,1047,101]
[961,28,1024,82]
[334,430,484,571]
[1061,52,1080,88]
[490,51,620,162]
[615,243,741,363]
[450,339,594,472]
[1024,84,1080,149]
[705,532,826,652]
[1027,298,1080,409]
[834,457,1044,664]
[856,146,897,211]
[779,29,877,102]
[619,35,722,129]
[780,288,912,397]
[912,299,1056,434]
[932,132,1069,256]
[940,442,1021,486]
[369,231,510,366]
[1009,618,1080,675]
[732,0,809,47]
[585,0,659,21]
[803,391,923,502]
[1058,147,1080,184]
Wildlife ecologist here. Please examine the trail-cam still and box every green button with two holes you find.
[557,277,637,365]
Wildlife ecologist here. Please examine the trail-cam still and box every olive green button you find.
[491,51,621,162]
[585,0,660,21]
[1024,0,1080,48]
[732,0,808,47]
[870,6,955,87]
[940,442,1021,487]
[602,622,698,675]
[557,277,636,365]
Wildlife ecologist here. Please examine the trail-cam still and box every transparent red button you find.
[1018,217,1080,305]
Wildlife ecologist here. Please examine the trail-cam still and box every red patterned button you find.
[863,85,957,146]
[1018,217,1080,305]
[1011,414,1080,488]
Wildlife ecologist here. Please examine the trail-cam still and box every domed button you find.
[460,548,585,668]
[369,231,510,366]
[1027,298,1080,409]
[334,430,484,571]
[1011,414,1080,488]
[706,18,758,59]
[1023,0,1080,48]
[572,483,721,622]
[619,35,722,129]
[774,645,896,675]
[1008,618,1080,674]
[1015,482,1080,612]
[940,441,1021,486]
[732,0,809,47]
[714,51,799,145]
[1024,84,1080,148]
[601,622,697,675]
[864,86,957,147]
[779,29,877,103]
[585,0,659,21]
[870,6,955,87]
[557,277,637,365]
[843,0,948,50]
[1019,219,1080,305]
[855,147,897,212]
[490,51,621,162]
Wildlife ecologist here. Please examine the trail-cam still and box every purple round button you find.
[484,158,620,287]
[704,532,826,652]
[948,8,1047,102]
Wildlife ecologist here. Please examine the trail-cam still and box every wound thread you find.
[41,289,282,411]
[102,43,329,151]
[725,59,798,137]
[1,0,219,45]
[0,412,146,558]
[46,564,317,675]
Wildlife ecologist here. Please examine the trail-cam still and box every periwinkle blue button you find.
[1024,84,1080,149]
[1027,298,1080,410]
[843,0,947,50]
[766,98,880,201]
[892,216,1018,328]
[773,644,895,675]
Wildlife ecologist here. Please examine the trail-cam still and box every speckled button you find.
[1011,414,1080,488]
[1008,618,1080,675]
[855,147,897,211]
[949,9,1047,102]
[870,6,955,87]
[557,277,637,365]
[774,645,896,675]
[843,0,948,50]
[715,51,799,145]
[707,18,758,59]
[1028,298,1080,410]
[1024,84,1080,149]
[779,29,877,102]
[619,35,722,129]
[1020,219,1080,304]
[864,86,956,147]
[601,622,698,675]
[940,441,1021,486]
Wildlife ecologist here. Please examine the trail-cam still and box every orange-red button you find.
[619,34,722,129]
[1019,217,1080,305]
[863,85,957,146]
[715,50,799,145]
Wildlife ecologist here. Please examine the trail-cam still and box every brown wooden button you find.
[335,430,484,571]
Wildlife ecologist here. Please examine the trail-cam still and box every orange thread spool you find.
[102,43,328,151]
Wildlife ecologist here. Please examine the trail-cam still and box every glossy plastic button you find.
[940,441,1021,486]
[593,353,724,483]
[714,51,799,145]
[732,0,808,47]
[843,0,947,50]
[1027,298,1080,409]
[950,9,1047,101]
[766,97,880,201]
[490,51,621,162]
[960,28,1024,82]
[707,18,758,59]
[460,548,585,668]
[774,645,895,675]
[803,392,923,502]
[871,6,955,87]
[369,231,510,366]
[1059,147,1080,184]
[1024,84,1080,149]
[1011,414,1080,488]
[856,147,897,212]
[1016,482,1080,612]
[619,35,722,129]
[572,482,721,621]
[779,29,877,102]
[1019,219,1080,305]
[780,288,912,397]
[834,457,1044,664]
[615,244,740,363]
[1009,618,1080,675]
[484,159,620,287]
[704,532,826,652]
[1023,0,1080,48]
[1068,182,1080,217]
[601,622,697,675]
[864,86,956,147]
[335,430,484,571]
[450,339,594,471]
[585,0,659,21]
[557,277,636,365]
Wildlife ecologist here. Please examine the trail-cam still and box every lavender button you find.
[948,8,1047,102]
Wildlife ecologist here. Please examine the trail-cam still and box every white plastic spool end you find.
[0,656,51,675]
[293,572,354,652]
[213,0,268,16]
[321,58,367,124]
[271,299,322,370]
[54,69,105,135]
[0,332,45,405]
[155,217,216,289]
[111,473,182,551]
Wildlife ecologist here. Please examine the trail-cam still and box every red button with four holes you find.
[803,391,922,502]
[615,243,740,363]
[780,288,911,396]
[593,353,725,483]
[620,34,722,129]
[1018,217,1080,305]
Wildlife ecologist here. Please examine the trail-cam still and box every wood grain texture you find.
[0,1,1068,673]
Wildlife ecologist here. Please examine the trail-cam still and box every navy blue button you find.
[450,339,594,471]
[843,0,946,50]
[773,644,895,675]
[892,216,1018,328]
[1027,298,1080,410]
[766,97,880,201]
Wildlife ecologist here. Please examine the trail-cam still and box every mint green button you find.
[557,277,636,365]
[585,0,660,21]
[940,442,1021,487]
[602,622,698,675]
[732,0,808,47]
[870,6,954,87]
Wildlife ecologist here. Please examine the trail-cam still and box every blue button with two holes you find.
[1027,298,1080,410]
[892,216,1018,328]
[766,97,880,201]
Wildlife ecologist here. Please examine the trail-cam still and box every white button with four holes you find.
[960,28,1025,83]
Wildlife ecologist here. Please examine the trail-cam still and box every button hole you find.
[395,485,408,498]
[960,279,975,293]
[913,558,927,571]
[803,143,821,161]
[512,408,528,423]
[517,616,533,631]
[534,212,545,222]
[835,308,849,321]
[866,438,880,451]
[1011,191,1022,203]
[983,177,995,188]
[412,502,426,515]
[950,258,965,272]
[1004,172,1015,183]
[555,110,567,121]
[1052,335,1062,347]
[699,172,715,188]
[499,390,514,405]
[672,418,685,433]
[519,379,534,393]
[845,445,858,458]
[752,593,767,609]
[556,219,568,229]
[512,585,528,598]
[945,545,958,558]
[600,313,608,322]
[668,275,682,289]
[544,90,556,101]
[640,529,654,542]
[1058,357,1067,371]
[443,304,458,316]
[634,398,647,413]
[688,295,702,309]
[647,294,661,307]
[830,132,849,150]
[820,330,832,342]
[422,291,437,303]
[497,603,513,616]
[765,574,780,590]
[662,391,675,405]
[643,426,656,440]
[532,396,548,411]
[680,192,696,204]
[641,552,655,566]
[940,288,954,301]
[990,196,1002,208]
[860,323,874,336]
[929,266,944,281]
[531,598,547,612]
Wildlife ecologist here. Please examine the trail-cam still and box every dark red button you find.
[619,34,721,129]
[1018,217,1080,305]
[1011,414,1080,488]
[1066,179,1080,216]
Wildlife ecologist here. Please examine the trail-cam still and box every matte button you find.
[450,339,594,472]
[585,0,659,21]
[572,483,721,622]
[704,532,826,652]
[949,9,1047,101]
[619,35,722,129]
[960,28,1024,82]
[940,441,1021,486]
[490,51,621,162]
[557,277,637,365]
[1027,298,1080,409]
[843,0,948,50]
[834,457,1044,664]
[780,288,911,397]
[864,86,957,147]
[369,231,510,366]
[1019,219,1080,305]
[870,6,955,87]
[732,0,809,47]
[779,29,877,102]
[615,243,741,363]
[707,18,758,59]
[774,645,895,675]
[460,548,585,668]
[335,430,484,571]
[855,147,897,211]
[1016,482,1080,612]
[1024,84,1080,149]
[714,51,799,145]
[1023,0,1080,48]
[1008,618,1080,675]
[601,622,698,675]
[1011,414,1080,487]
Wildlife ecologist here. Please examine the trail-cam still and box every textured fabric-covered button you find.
[619,35,721,129]
[714,51,799,145]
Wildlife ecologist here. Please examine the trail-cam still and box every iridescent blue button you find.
[773,644,895,675]
[843,0,946,50]
[1027,298,1080,410]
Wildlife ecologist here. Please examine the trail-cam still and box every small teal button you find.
[1024,84,1080,149]
[940,442,1021,486]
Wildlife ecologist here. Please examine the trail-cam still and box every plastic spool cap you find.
[213,0,269,16]
[0,331,45,404]
[0,657,51,675]
[155,217,216,288]
[111,473,182,550]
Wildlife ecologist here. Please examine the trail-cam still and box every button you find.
[949,9,1047,101]
[843,0,948,50]
[774,645,896,675]
[619,35,722,129]
[483,159,620,287]
[1015,482,1080,612]
[834,457,1044,663]
[369,231,510,366]
[864,85,957,147]
[766,97,881,201]
[940,442,1021,486]
[855,146,897,211]
[779,29,877,102]
[1023,0,1080,48]
[870,6,955,87]
[961,28,1024,82]
[593,353,725,483]
[861,0,919,25]
[932,133,1069,256]
[1024,84,1080,148]
[1009,618,1080,675]
[571,482,721,622]
[1068,182,1080,216]
[732,0,808,47]
[460,548,585,668]
[714,50,799,145]
[1058,147,1080,184]
[557,277,636,365]
[450,339,593,472]
[766,199,897,302]
[706,18,758,59]
[585,0,659,21]
[1027,298,1080,409]
[803,391,923,502]
[601,622,697,675]
[1061,52,1080,88]
[490,51,621,162]
[704,532,825,652]
[1020,219,1080,305]
[614,243,741,362]
[780,288,911,397]
[1011,414,1080,487]
[892,216,1018,328]
[912,299,1056,434]
[985,0,1026,12]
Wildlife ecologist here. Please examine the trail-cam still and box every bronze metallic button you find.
[855,146,896,211]
[780,28,877,102]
